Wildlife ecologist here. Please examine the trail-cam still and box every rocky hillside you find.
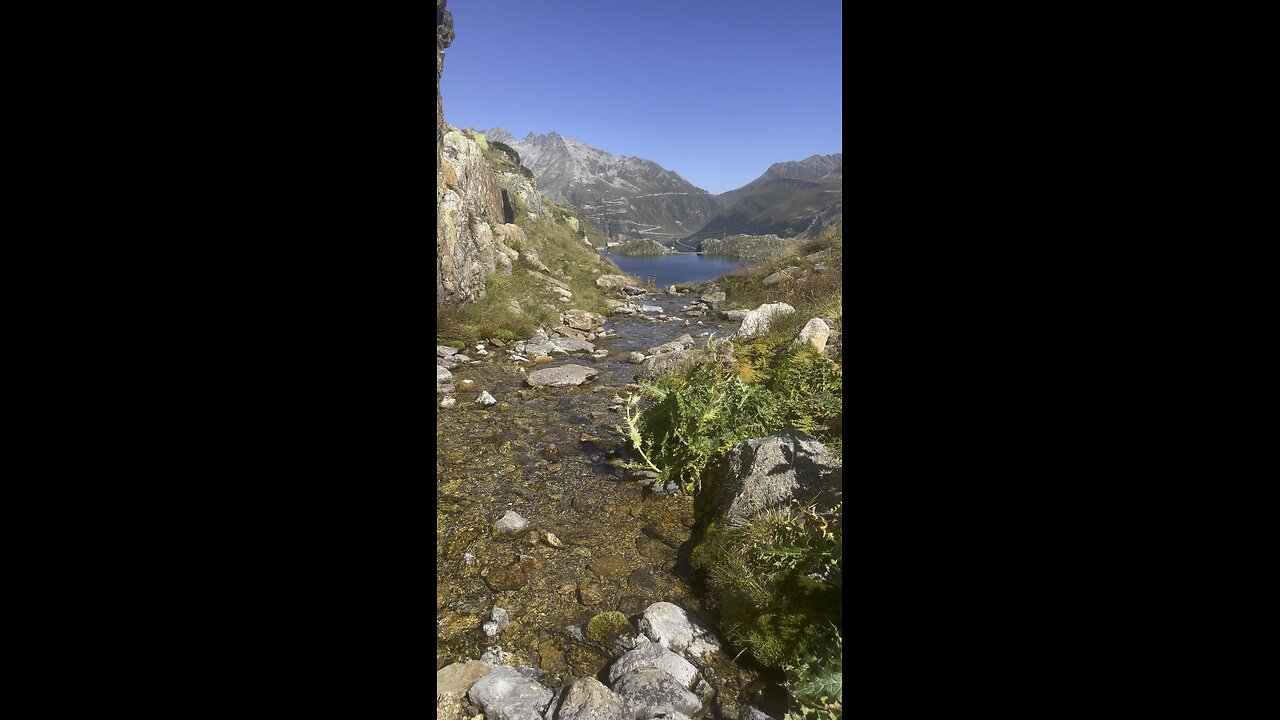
[678,153,843,248]
[437,1,615,315]
[484,129,723,242]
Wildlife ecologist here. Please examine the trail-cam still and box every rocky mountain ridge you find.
[680,153,842,248]
[484,128,723,242]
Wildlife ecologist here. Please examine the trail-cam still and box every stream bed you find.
[437,291,772,712]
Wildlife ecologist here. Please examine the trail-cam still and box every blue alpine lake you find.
[602,252,759,287]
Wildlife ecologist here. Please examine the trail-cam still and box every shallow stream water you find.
[436,292,771,711]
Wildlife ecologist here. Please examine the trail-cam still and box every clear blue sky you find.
[440,0,842,195]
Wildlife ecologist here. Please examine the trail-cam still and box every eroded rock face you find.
[711,430,841,519]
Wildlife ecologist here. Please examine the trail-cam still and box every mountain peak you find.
[483,127,516,144]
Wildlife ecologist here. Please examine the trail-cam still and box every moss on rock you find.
[586,611,632,644]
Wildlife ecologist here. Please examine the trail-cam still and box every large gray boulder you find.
[636,603,721,659]
[607,640,699,688]
[711,430,841,519]
[526,364,599,387]
[611,668,701,720]
[437,365,453,386]
[468,666,553,720]
[553,677,629,720]
[732,302,795,338]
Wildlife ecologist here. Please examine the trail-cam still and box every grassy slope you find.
[682,179,842,242]
[715,220,843,359]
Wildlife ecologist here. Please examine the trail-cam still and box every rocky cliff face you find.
[486,129,723,241]
[437,3,546,306]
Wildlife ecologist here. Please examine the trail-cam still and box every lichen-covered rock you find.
[636,603,722,659]
[700,290,725,304]
[711,429,841,519]
[586,611,640,657]
[526,364,599,387]
[467,665,553,720]
[732,302,795,338]
[611,668,701,720]
[554,676,629,720]
[607,640,699,689]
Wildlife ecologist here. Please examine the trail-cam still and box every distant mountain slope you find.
[680,153,842,247]
[483,128,723,242]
